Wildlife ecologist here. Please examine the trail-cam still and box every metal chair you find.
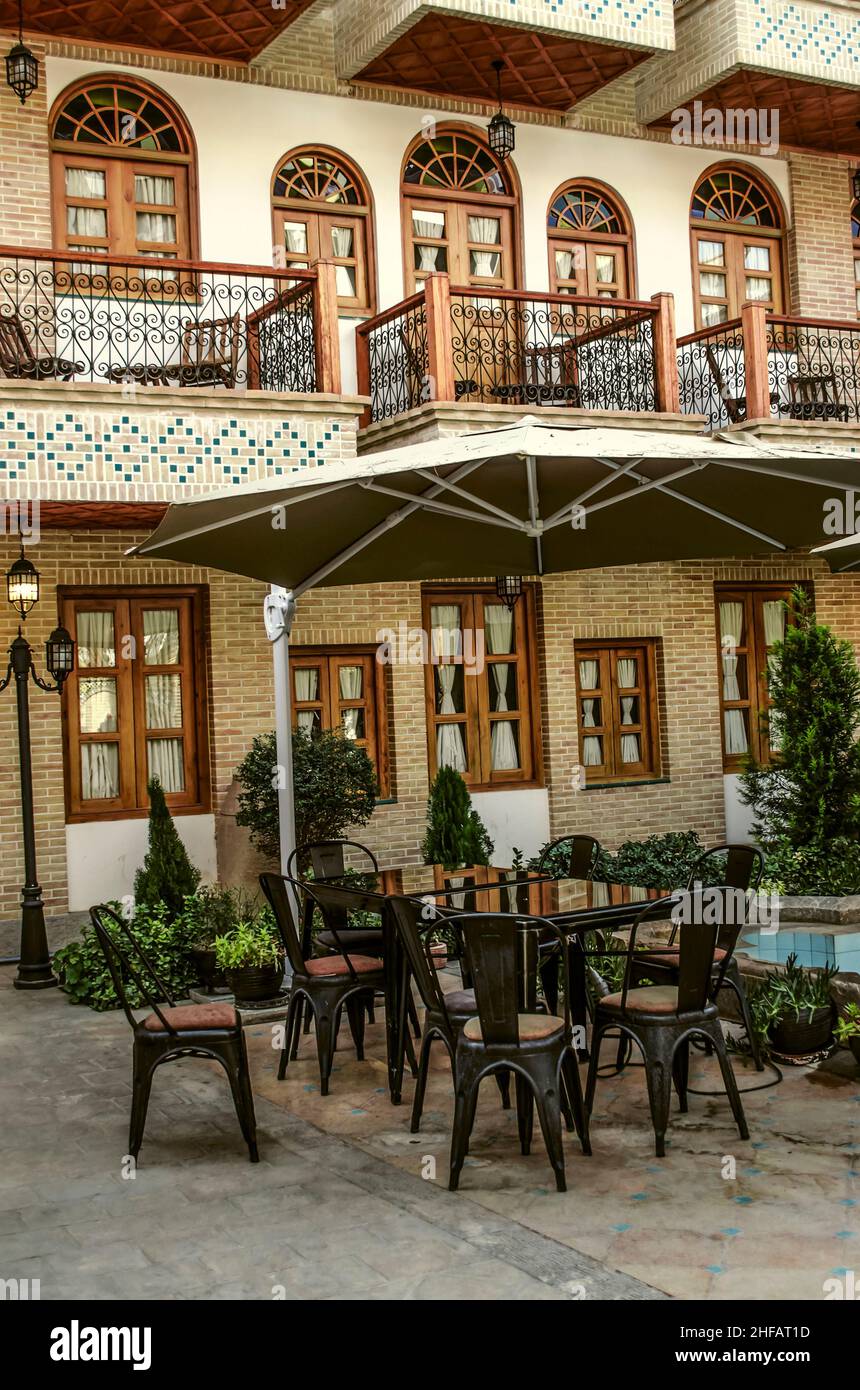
[535,834,602,1013]
[388,895,512,1134]
[629,842,766,1069]
[448,912,592,1193]
[585,892,750,1157]
[259,872,385,1096]
[90,903,259,1164]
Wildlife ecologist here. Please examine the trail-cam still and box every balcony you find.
[356,275,682,430]
[677,304,860,431]
[0,248,342,397]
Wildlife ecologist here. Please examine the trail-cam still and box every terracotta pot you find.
[771,1005,833,1056]
[225,962,284,1002]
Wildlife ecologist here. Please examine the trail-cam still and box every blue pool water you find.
[740,929,860,974]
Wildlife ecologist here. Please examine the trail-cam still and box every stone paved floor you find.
[0,968,661,1301]
[249,972,860,1301]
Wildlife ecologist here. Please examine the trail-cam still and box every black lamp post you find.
[4,0,38,106]
[488,59,515,163]
[2,544,74,989]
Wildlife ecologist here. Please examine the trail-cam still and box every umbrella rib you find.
[542,461,707,531]
[413,469,524,527]
[525,455,544,574]
[712,458,860,493]
[129,479,358,555]
[293,457,495,597]
[543,455,648,527]
[359,480,522,531]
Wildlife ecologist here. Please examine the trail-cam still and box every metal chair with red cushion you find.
[90,903,259,1164]
[259,872,386,1096]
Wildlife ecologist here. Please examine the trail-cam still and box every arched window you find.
[401,127,519,294]
[547,181,633,298]
[50,77,196,261]
[271,147,374,314]
[852,200,860,317]
[690,165,784,328]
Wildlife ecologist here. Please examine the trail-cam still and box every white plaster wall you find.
[46,58,793,339]
[723,774,756,844]
[470,788,550,863]
[66,813,217,910]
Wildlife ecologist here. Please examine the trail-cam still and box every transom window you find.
[402,129,518,293]
[574,641,660,784]
[422,586,541,790]
[290,647,389,795]
[690,166,783,328]
[50,78,195,262]
[547,181,633,299]
[60,588,209,821]
[271,147,374,313]
[715,584,804,770]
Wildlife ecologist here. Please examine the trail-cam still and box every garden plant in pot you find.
[835,1002,860,1067]
[751,953,836,1058]
[421,766,493,956]
[215,916,285,1003]
[182,886,256,994]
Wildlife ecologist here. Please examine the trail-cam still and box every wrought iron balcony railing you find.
[356,275,681,427]
[678,305,860,431]
[0,248,342,396]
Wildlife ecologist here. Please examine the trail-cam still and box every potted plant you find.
[751,953,836,1057]
[215,916,285,1002]
[421,766,494,873]
[835,1002,860,1066]
[181,885,243,994]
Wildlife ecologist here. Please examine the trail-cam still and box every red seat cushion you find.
[637,948,728,969]
[462,1012,564,1043]
[599,986,679,1015]
[303,954,382,977]
[443,988,476,1015]
[143,1003,237,1033]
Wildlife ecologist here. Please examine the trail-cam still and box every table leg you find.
[568,937,590,1061]
[382,906,406,1104]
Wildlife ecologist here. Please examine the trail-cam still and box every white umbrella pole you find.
[265,587,297,878]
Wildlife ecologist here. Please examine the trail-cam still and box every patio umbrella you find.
[129,417,860,867]
[812,529,860,572]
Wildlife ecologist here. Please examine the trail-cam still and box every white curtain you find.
[79,678,116,733]
[431,605,467,769]
[135,175,174,206]
[295,668,318,735]
[484,603,514,657]
[555,250,575,281]
[143,609,179,665]
[617,656,640,762]
[581,698,597,728]
[81,743,119,800]
[578,659,602,764]
[468,217,499,244]
[719,601,748,756]
[763,599,786,750]
[136,212,176,244]
[145,674,181,730]
[413,212,445,271]
[148,738,184,794]
[579,659,599,689]
[595,254,615,284]
[331,226,353,256]
[339,665,362,740]
[283,223,308,252]
[483,604,517,770]
[78,611,114,667]
[431,604,462,659]
[66,167,105,198]
[67,207,106,238]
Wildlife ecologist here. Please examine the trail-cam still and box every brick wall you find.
[0,34,51,247]
[786,151,856,321]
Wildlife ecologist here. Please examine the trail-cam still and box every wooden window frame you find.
[546,179,635,299]
[400,124,522,295]
[271,146,376,317]
[290,646,390,797]
[49,75,199,265]
[421,584,543,792]
[59,585,210,823]
[714,582,808,772]
[574,639,661,785]
[689,165,785,330]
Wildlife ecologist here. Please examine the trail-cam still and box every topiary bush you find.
[235,728,377,864]
[134,777,200,919]
[421,766,494,869]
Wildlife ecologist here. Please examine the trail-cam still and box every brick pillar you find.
[0,35,52,247]
[786,152,855,321]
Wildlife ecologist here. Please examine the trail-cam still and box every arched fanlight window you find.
[852,199,860,318]
[401,127,519,293]
[690,165,784,327]
[547,180,633,298]
[50,77,196,261]
[271,147,375,313]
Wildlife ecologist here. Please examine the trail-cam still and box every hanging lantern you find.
[495,575,523,611]
[6,548,39,620]
[488,60,515,163]
[5,1,37,106]
[45,625,75,689]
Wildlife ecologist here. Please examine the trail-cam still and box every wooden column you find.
[740,301,771,421]
[650,291,680,414]
[311,259,342,395]
[424,273,456,403]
